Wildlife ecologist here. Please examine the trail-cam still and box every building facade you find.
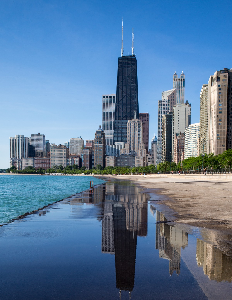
[69,137,84,156]
[139,113,149,152]
[208,68,232,155]
[199,84,209,155]
[172,101,191,156]
[157,89,176,164]
[30,133,46,157]
[162,112,173,162]
[102,94,116,155]
[10,135,29,170]
[184,123,200,159]
[50,144,68,168]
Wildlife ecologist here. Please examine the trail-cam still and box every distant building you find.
[22,158,34,170]
[116,154,135,167]
[85,139,94,167]
[172,101,191,156]
[30,133,46,157]
[50,144,68,168]
[199,84,208,155]
[105,156,116,167]
[151,135,157,165]
[34,157,50,170]
[67,155,82,168]
[208,68,232,155]
[173,133,185,164]
[173,71,185,104]
[162,112,173,162]
[94,126,106,168]
[114,54,139,144]
[157,89,176,164]
[102,94,116,155]
[139,113,149,152]
[124,117,145,156]
[184,123,200,159]
[81,148,92,170]
[10,135,29,170]
[69,137,84,156]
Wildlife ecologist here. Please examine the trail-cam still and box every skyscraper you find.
[173,71,185,104]
[102,94,116,155]
[199,84,208,155]
[113,23,139,144]
[208,68,232,155]
[94,126,106,168]
[157,89,176,163]
[139,113,149,152]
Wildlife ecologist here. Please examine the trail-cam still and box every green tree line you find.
[6,149,232,175]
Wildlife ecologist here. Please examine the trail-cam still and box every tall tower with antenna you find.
[114,22,139,144]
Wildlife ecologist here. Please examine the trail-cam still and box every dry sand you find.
[100,173,232,232]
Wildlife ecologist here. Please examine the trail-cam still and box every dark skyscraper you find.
[113,23,139,144]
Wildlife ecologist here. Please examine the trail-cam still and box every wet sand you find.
[99,174,232,232]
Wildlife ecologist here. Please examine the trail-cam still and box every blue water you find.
[0,175,104,224]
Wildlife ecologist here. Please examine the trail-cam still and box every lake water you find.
[0,179,231,299]
[0,175,104,224]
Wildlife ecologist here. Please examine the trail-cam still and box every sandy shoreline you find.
[99,174,232,232]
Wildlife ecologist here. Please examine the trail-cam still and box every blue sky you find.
[1,0,232,168]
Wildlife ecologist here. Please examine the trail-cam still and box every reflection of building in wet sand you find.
[196,239,232,282]
[156,211,188,275]
[102,183,148,294]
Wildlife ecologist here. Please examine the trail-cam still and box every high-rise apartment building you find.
[173,71,185,104]
[139,113,149,152]
[114,54,138,144]
[94,126,106,168]
[151,135,157,165]
[102,94,116,155]
[10,135,29,170]
[124,117,145,156]
[184,123,200,159]
[30,133,46,157]
[50,144,68,168]
[199,84,208,155]
[69,137,84,156]
[172,101,191,156]
[208,68,232,155]
[162,112,173,162]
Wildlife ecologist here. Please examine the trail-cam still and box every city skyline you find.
[1,0,232,168]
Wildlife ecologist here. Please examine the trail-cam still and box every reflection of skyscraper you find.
[156,211,188,275]
[101,183,148,294]
[196,239,232,282]
[102,202,115,254]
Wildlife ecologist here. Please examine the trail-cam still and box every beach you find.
[100,174,232,232]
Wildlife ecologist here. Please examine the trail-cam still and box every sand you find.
[100,173,232,232]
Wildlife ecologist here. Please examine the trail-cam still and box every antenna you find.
[121,19,124,57]
[132,29,134,56]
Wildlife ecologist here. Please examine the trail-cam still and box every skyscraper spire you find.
[132,29,134,56]
[121,19,124,57]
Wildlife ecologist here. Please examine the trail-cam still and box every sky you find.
[1,0,232,168]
